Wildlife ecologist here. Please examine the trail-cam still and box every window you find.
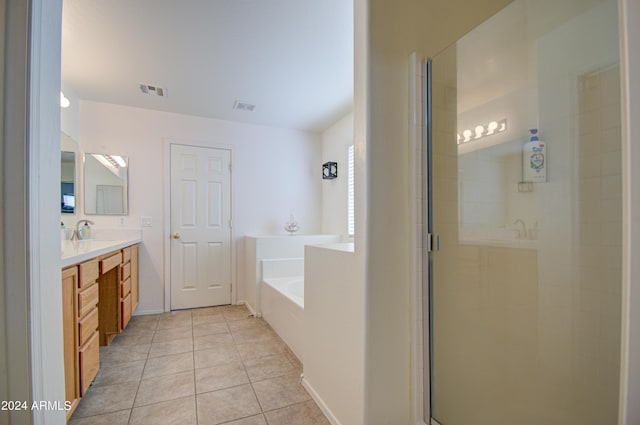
[347,145,355,237]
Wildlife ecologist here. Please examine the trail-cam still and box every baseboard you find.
[301,377,341,425]
[243,300,262,317]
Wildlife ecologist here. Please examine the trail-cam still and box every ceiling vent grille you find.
[138,83,167,97]
[233,101,256,112]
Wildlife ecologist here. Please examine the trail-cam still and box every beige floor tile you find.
[158,312,193,330]
[148,337,193,358]
[72,381,138,418]
[252,374,310,412]
[123,321,158,335]
[134,371,195,407]
[235,338,287,362]
[223,307,252,322]
[243,354,297,383]
[226,318,268,333]
[109,333,154,347]
[195,362,249,394]
[191,306,226,317]
[263,400,330,425]
[196,384,261,425]
[223,415,267,425]
[129,396,197,425]
[143,352,194,379]
[92,359,145,387]
[284,349,302,373]
[130,313,163,323]
[153,326,193,343]
[193,314,226,326]
[231,326,278,345]
[194,333,235,351]
[100,344,150,365]
[194,345,241,369]
[68,408,131,425]
[193,321,229,337]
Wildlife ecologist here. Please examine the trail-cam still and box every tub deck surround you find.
[245,234,340,316]
[261,258,305,361]
[302,242,364,425]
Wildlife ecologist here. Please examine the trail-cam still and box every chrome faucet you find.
[513,219,527,240]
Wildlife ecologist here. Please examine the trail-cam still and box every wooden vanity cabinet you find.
[62,242,140,419]
[62,258,100,419]
[97,244,140,345]
[61,267,80,420]
[76,259,100,395]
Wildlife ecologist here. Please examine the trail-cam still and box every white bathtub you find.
[261,276,304,362]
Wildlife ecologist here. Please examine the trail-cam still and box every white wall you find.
[321,112,354,239]
[60,83,80,141]
[78,100,322,313]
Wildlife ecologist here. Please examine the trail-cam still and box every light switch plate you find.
[141,216,152,227]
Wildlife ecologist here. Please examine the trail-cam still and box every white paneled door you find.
[170,144,232,309]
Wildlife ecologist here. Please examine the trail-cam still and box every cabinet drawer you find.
[78,307,99,347]
[121,293,132,331]
[121,261,131,281]
[121,277,131,298]
[122,247,131,263]
[79,331,99,396]
[100,252,121,274]
[78,260,99,289]
[77,283,99,319]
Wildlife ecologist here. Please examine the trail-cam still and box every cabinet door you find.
[121,293,132,331]
[62,267,80,416]
[79,331,100,396]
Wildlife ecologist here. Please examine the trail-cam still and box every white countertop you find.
[61,235,142,268]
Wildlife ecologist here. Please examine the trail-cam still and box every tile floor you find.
[69,305,330,425]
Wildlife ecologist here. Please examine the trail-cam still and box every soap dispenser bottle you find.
[80,221,92,240]
[523,128,547,182]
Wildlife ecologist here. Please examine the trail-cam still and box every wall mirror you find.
[83,153,129,215]
[61,151,76,214]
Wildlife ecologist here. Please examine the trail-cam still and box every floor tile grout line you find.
[192,314,199,425]
[126,319,157,425]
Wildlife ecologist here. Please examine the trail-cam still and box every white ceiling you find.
[62,0,354,133]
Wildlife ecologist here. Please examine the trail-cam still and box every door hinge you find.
[228,163,232,173]
[426,233,440,252]
[229,219,233,228]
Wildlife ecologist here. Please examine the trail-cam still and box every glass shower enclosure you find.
[425,0,622,424]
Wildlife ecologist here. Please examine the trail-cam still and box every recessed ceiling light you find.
[233,100,256,112]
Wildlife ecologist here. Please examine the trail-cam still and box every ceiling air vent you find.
[233,100,256,112]
[138,83,167,97]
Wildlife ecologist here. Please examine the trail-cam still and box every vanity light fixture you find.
[457,118,507,144]
[60,92,70,108]
[103,154,126,168]
[322,162,338,179]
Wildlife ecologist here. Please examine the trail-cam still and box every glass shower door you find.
[427,1,622,424]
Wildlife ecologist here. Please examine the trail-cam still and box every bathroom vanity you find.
[61,238,140,419]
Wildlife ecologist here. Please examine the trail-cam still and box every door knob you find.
[171,233,180,239]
